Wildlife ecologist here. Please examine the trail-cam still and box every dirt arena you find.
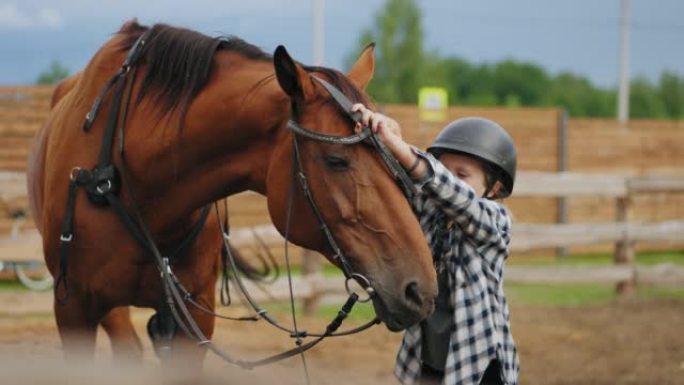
[0,290,682,384]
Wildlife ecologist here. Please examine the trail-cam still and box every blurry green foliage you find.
[347,0,684,120]
[36,60,70,85]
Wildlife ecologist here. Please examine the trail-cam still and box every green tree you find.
[439,57,478,105]
[421,51,449,88]
[347,0,424,104]
[630,77,667,119]
[462,64,497,106]
[37,60,70,85]
[492,60,551,106]
[345,1,683,120]
[658,71,684,119]
[550,73,615,117]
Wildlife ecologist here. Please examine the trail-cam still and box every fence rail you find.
[1,171,683,298]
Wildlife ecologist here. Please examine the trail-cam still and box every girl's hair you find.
[482,161,510,200]
[434,149,509,200]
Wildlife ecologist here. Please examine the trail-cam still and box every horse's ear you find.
[274,45,314,100]
[347,42,375,90]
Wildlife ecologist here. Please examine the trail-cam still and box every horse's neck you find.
[124,59,288,230]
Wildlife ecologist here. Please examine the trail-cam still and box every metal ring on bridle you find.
[69,167,82,181]
[344,273,375,303]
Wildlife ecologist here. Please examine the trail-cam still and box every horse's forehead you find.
[314,88,362,130]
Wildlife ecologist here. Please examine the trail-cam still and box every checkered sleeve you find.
[406,147,434,217]
[415,151,511,251]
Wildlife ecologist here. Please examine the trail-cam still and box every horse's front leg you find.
[54,291,102,364]
[174,281,217,369]
[100,306,143,365]
[149,276,216,379]
[152,214,223,375]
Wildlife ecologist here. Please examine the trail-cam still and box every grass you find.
[1,250,682,309]
[262,283,684,320]
[504,282,616,306]
[509,249,684,267]
[505,282,684,306]
[255,300,377,323]
[316,301,377,322]
[0,279,28,292]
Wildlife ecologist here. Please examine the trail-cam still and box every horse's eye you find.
[324,155,349,171]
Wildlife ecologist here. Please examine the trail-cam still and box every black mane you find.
[116,21,369,123]
[118,20,270,120]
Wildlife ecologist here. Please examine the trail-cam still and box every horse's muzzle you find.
[370,280,436,331]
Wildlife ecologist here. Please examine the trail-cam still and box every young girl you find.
[352,104,520,385]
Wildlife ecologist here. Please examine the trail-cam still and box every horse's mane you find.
[117,20,270,121]
[116,20,370,123]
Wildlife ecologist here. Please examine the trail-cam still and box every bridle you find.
[55,30,417,373]
[285,75,417,302]
[290,76,416,198]
[215,75,420,369]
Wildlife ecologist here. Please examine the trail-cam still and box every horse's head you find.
[266,45,437,331]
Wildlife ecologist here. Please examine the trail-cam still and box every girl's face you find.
[438,152,492,198]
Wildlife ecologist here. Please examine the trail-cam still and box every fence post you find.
[614,195,636,295]
[556,109,569,258]
[301,249,322,316]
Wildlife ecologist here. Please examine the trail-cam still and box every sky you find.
[0,0,682,87]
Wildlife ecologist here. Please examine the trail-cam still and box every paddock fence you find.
[1,86,683,305]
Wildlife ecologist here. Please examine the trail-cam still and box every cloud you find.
[0,3,64,29]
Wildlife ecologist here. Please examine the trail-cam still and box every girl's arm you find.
[351,104,511,248]
[417,151,512,249]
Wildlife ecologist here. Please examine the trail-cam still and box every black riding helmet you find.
[427,117,517,198]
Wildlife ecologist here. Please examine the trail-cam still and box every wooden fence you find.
[3,171,683,292]
[3,85,684,232]
[1,86,683,303]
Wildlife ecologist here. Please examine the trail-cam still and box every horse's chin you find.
[371,295,427,332]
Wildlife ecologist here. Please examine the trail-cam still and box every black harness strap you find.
[83,74,119,132]
[55,30,210,304]
[55,170,85,304]
[83,29,150,132]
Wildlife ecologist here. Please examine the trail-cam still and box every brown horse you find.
[27,20,437,367]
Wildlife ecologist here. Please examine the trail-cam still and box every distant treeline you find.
[348,0,683,120]
[420,57,684,120]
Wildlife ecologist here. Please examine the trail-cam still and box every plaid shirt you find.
[394,150,519,385]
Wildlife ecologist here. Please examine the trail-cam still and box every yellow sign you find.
[418,87,448,122]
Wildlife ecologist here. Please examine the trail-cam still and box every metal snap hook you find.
[345,273,375,303]
[60,234,73,242]
[96,180,112,194]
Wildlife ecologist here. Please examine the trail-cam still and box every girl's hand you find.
[351,103,403,146]
[350,103,426,178]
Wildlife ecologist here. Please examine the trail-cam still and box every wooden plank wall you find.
[1,86,683,257]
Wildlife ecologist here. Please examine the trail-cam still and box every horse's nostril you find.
[404,281,423,308]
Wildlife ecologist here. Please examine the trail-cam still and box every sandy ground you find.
[0,290,683,385]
